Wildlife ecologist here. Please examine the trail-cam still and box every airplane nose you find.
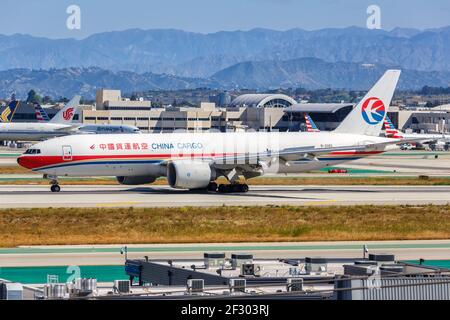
[17,155,36,169]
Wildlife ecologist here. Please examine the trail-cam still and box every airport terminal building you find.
[82,91,301,132]
[5,89,450,134]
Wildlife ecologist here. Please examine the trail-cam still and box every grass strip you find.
[1,205,450,247]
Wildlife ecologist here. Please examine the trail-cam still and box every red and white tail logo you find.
[384,118,403,139]
[62,107,74,121]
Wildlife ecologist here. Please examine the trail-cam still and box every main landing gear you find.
[218,183,249,193]
[206,182,249,193]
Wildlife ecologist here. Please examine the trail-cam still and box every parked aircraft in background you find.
[0,99,20,123]
[34,103,51,122]
[289,113,320,133]
[384,116,450,146]
[305,110,450,150]
[0,96,81,141]
[0,96,140,142]
[304,114,320,132]
[19,70,405,193]
[33,102,140,135]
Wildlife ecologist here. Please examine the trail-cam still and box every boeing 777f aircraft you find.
[18,70,403,192]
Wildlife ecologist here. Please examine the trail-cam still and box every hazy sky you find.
[0,0,449,39]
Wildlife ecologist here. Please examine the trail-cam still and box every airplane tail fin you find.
[34,103,51,122]
[0,100,20,123]
[334,70,401,136]
[304,114,320,132]
[49,96,80,124]
[384,116,403,139]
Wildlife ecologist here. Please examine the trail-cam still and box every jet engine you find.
[116,175,157,185]
[167,160,215,189]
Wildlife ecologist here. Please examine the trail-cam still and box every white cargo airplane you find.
[18,70,403,192]
[0,96,80,141]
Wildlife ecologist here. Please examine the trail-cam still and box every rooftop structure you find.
[96,89,151,111]
[230,94,296,108]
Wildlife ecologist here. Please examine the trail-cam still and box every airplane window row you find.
[24,149,41,154]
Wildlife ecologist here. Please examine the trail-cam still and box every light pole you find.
[120,246,128,261]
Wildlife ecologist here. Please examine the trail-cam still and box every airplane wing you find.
[160,141,398,169]
[212,145,369,165]
[53,125,82,132]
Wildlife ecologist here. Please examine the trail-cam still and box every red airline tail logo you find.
[62,107,74,121]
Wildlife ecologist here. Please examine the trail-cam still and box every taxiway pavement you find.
[1,184,450,208]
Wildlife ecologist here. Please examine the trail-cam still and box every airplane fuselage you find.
[17,131,394,177]
[0,122,71,141]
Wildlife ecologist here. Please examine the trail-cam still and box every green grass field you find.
[1,205,450,247]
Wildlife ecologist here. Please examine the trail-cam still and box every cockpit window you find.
[24,149,41,154]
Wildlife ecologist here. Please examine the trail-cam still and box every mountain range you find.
[0,27,449,97]
[1,60,449,99]
[211,58,450,90]
[1,26,449,77]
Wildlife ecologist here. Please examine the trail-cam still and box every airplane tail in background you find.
[304,114,320,132]
[334,70,401,136]
[49,95,80,124]
[384,116,403,139]
[0,99,20,123]
[34,103,51,122]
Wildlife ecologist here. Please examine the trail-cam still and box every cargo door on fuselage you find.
[62,145,73,161]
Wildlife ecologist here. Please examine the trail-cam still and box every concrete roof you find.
[230,94,297,108]
[430,104,450,112]
[284,103,355,113]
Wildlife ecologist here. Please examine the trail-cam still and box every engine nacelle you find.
[116,175,157,185]
[167,160,215,189]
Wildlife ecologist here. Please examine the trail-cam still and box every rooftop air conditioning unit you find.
[231,253,253,269]
[187,279,204,293]
[0,282,23,300]
[114,280,130,294]
[287,278,303,292]
[229,279,246,293]
[204,252,225,269]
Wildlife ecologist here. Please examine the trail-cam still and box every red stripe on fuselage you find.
[17,153,236,170]
[329,151,383,155]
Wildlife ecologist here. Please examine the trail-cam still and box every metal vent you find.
[241,263,255,276]
[287,278,304,292]
[187,279,204,293]
[229,279,246,293]
[114,280,130,293]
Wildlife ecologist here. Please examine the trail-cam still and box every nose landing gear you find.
[45,174,61,192]
[50,184,61,192]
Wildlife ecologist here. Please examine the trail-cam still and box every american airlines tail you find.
[304,114,320,132]
[384,116,403,139]
[49,95,80,124]
[34,103,51,122]
[334,69,401,136]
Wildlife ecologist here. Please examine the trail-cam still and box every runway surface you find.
[1,184,450,208]
[1,240,450,267]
